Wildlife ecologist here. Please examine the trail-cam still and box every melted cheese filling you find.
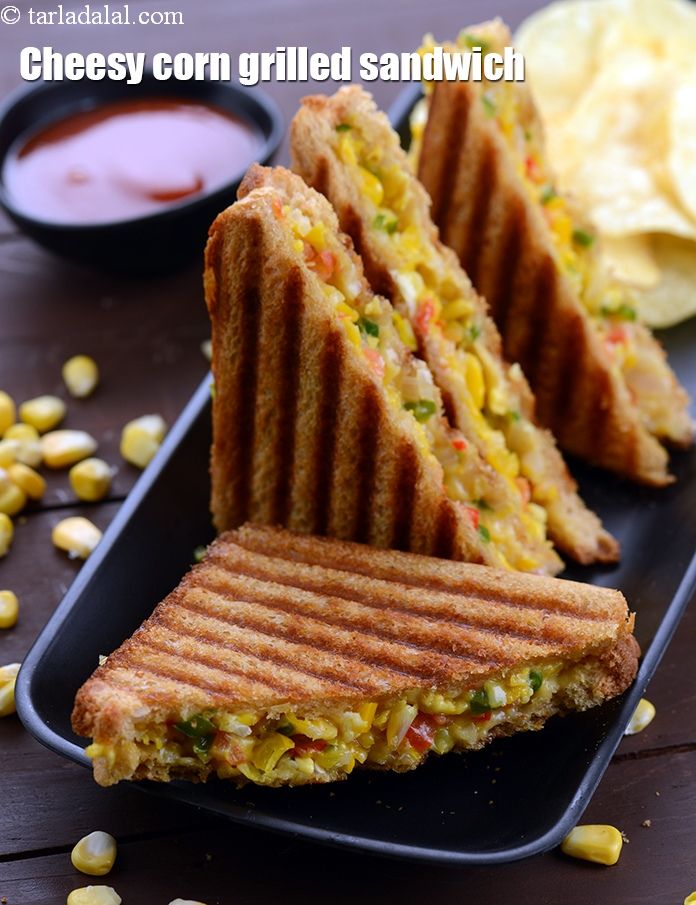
[86,660,602,786]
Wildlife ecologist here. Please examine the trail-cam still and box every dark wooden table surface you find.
[1,2,695,903]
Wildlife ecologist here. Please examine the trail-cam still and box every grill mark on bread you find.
[425,84,470,233]
[313,331,344,534]
[354,383,381,543]
[433,499,458,560]
[186,574,577,659]
[390,441,418,550]
[488,198,525,342]
[233,217,263,522]
[549,308,586,420]
[462,136,497,284]
[515,252,555,390]
[215,536,613,621]
[271,268,304,523]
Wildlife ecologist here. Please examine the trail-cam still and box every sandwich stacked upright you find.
[412,21,693,484]
[206,163,565,573]
[73,524,639,788]
[290,86,617,565]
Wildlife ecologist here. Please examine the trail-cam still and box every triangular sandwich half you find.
[412,21,693,484]
[291,86,618,564]
[73,524,639,788]
[204,163,563,573]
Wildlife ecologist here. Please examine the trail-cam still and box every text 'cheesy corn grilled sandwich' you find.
[73,524,639,788]
[290,86,617,565]
[412,20,693,485]
[207,163,561,572]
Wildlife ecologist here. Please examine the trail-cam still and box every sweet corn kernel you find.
[0,662,20,717]
[0,438,19,467]
[0,591,19,629]
[0,391,15,435]
[0,512,13,557]
[69,458,112,502]
[0,481,26,517]
[684,894,696,905]
[561,825,623,866]
[465,354,486,410]
[19,395,66,433]
[67,887,121,905]
[120,415,167,468]
[42,430,98,468]
[4,423,39,443]
[200,339,212,362]
[63,355,99,398]
[52,517,102,560]
[5,423,43,468]
[71,831,117,876]
[625,698,656,736]
[8,462,46,500]
[442,299,474,321]
[168,900,208,905]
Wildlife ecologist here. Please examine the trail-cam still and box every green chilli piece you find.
[404,399,437,422]
[193,545,207,563]
[373,213,398,234]
[469,688,490,715]
[600,303,636,322]
[572,228,595,247]
[529,670,543,693]
[459,31,490,53]
[175,714,216,739]
[540,185,557,204]
[507,410,521,422]
[335,123,352,132]
[275,720,295,736]
[468,323,482,341]
[358,317,380,338]
[481,93,497,117]
[478,524,491,543]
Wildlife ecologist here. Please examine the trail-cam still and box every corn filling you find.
[415,31,676,436]
[332,122,564,569]
[86,660,599,786]
[275,194,513,565]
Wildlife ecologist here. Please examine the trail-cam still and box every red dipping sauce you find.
[3,98,260,224]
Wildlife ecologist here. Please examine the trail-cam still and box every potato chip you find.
[602,235,661,289]
[668,81,696,223]
[632,235,696,327]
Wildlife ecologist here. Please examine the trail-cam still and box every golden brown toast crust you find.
[290,86,618,564]
[204,165,488,564]
[417,25,692,483]
[72,524,638,749]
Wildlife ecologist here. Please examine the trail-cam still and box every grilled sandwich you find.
[205,163,563,572]
[291,86,618,565]
[412,21,693,485]
[73,524,639,788]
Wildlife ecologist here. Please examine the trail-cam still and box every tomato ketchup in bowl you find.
[0,78,282,274]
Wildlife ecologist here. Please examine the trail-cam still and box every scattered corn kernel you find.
[42,430,98,468]
[0,391,15,435]
[19,395,66,433]
[63,355,100,398]
[561,825,623,866]
[0,512,13,557]
[67,887,121,905]
[0,591,18,629]
[200,339,212,362]
[71,831,117,876]
[70,458,112,502]
[168,900,208,905]
[625,698,656,736]
[52,517,102,560]
[120,414,167,468]
[0,662,20,717]
[0,481,27,517]
[0,439,19,467]
[4,423,43,467]
[8,462,46,500]
[684,893,696,905]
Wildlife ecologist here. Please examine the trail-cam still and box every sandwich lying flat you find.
[205,163,564,573]
[412,21,693,485]
[291,86,617,565]
[73,524,639,788]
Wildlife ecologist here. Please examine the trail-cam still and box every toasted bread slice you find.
[291,86,618,565]
[414,21,693,484]
[205,163,563,572]
[73,524,639,788]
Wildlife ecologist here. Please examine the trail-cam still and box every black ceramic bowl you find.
[0,75,283,275]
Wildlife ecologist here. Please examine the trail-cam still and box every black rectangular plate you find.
[15,91,696,865]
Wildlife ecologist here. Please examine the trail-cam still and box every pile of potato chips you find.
[516,0,696,327]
